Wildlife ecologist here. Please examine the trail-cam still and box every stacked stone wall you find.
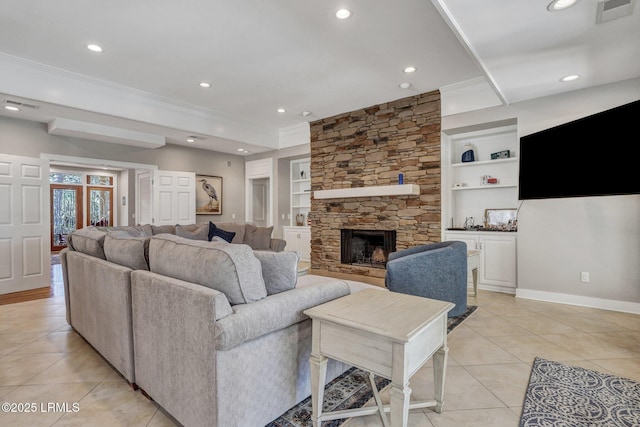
[309,90,441,279]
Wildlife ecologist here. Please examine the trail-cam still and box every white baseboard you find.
[516,288,640,315]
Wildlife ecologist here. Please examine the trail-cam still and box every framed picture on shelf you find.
[196,175,222,215]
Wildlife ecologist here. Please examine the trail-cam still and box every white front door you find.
[0,154,50,294]
[153,170,196,225]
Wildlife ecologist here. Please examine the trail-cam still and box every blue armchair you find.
[385,241,468,317]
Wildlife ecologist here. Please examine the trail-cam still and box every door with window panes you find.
[49,171,115,252]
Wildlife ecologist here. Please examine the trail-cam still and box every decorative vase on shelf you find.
[296,213,305,226]
[461,143,476,163]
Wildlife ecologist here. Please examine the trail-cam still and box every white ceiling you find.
[0,0,638,154]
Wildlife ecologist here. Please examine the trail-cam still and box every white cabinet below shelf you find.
[283,226,311,261]
[445,231,517,294]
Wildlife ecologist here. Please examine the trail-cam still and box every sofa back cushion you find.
[244,224,274,250]
[103,235,150,270]
[151,224,176,235]
[210,222,246,244]
[68,226,107,259]
[253,250,299,295]
[148,234,267,305]
[175,223,209,241]
[102,224,153,237]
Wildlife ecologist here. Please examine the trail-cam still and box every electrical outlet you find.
[580,272,590,283]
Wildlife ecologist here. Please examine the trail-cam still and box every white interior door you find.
[136,170,153,225]
[153,170,196,225]
[0,154,50,294]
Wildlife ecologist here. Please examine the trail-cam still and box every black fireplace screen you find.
[340,229,396,269]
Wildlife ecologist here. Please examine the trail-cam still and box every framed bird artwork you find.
[196,175,223,215]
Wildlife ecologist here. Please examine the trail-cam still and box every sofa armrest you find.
[270,238,286,252]
[214,280,350,350]
[131,271,233,426]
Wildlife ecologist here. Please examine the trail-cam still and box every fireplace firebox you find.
[340,229,396,269]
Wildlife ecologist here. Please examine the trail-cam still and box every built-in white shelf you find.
[452,184,517,191]
[314,184,420,199]
[451,157,517,168]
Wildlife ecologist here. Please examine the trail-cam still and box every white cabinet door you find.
[0,154,50,294]
[479,234,517,291]
[445,232,517,293]
[283,226,310,261]
[444,232,478,252]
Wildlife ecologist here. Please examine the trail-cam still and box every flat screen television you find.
[518,99,640,200]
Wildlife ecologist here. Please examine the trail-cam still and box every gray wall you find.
[443,77,640,310]
[0,117,247,224]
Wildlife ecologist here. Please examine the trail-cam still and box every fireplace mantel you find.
[314,184,420,199]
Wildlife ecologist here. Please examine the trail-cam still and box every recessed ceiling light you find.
[186,138,195,143]
[399,82,412,89]
[199,82,211,88]
[560,74,580,82]
[237,148,245,152]
[4,105,20,112]
[87,44,103,53]
[336,9,351,19]
[403,66,417,73]
[547,0,579,11]
[302,111,312,117]
[277,108,286,113]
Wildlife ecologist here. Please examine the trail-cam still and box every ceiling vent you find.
[596,0,635,23]
[5,99,39,109]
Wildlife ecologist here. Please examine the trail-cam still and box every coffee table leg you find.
[433,345,448,413]
[309,353,327,427]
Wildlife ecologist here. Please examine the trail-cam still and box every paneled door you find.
[0,154,50,295]
[50,184,82,252]
[87,186,113,227]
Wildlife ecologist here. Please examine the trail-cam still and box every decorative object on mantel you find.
[314,184,420,199]
[196,174,222,215]
[398,173,404,184]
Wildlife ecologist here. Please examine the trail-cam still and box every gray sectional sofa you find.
[61,222,376,427]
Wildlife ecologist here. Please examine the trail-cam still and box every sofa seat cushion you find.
[214,279,350,350]
[148,234,267,305]
[68,226,107,259]
[253,250,299,295]
[244,224,274,250]
[103,234,150,270]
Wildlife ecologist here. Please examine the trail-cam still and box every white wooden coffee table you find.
[304,289,454,427]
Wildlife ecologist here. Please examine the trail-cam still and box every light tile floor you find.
[1,265,639,427]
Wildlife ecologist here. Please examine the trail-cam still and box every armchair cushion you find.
[385,241,468,317]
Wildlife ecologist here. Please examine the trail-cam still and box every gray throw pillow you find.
[103,235,150,270]
[244,224,274,250]
[68,226,107,259]
[149,234,267,304]
[253,250,299,295]
[175,223,209,240]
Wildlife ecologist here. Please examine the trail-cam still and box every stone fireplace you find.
[340,229,396,269]
[309,90,442,280]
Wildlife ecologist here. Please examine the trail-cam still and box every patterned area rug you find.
[520,357,640,427]
[266,304,478,427]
